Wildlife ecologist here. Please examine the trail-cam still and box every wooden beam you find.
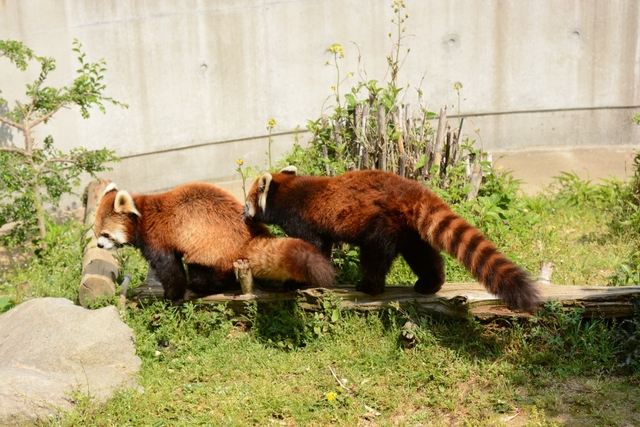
[132,282,640,320]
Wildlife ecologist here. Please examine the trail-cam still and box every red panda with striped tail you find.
[94,182,335,304]
[244,167,540,313]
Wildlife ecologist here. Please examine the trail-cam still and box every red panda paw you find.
[413,277,443,295]
[356,280,385,295]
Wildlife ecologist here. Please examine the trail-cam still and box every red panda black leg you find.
[399,236,445,294]
[298,233,333,258]
[149,253,189,304]
[355,244,396,295]
[187,264,237,295]
[320,241,334,258]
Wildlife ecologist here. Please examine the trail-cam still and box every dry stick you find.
[358,103,370,170]
[398,154,407,177]
[441,130,453,181]
[393,110,407,177]
[466,160,484,201]
[321,145,333,176]
[354,103,363,169]
[430,106,447,174]
[538,261,555,284]
[377,103,387,171]
[333,119,343,153]
[404,104,414,175]
[449,118,463,166]
[455,118,465,152]
[118,274,131,315]
[328,365,351,393]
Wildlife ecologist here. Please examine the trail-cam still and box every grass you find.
[1,171,640,426]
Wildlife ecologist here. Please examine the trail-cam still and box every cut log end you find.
[79,274,117,307]
[233,259,254,295]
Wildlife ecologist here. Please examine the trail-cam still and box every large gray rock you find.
[0,298,142,426]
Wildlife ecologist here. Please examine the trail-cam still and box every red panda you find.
[244,167,540,313]
[94,182,335,304]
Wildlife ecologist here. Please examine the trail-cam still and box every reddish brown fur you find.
[94,182,334,303]
[244,169,539,312]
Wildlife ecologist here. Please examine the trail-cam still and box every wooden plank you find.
[132,282,640,319]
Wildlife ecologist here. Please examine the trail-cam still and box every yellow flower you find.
[330,86,336,93]
[328,43,344,58]
[453,81,463,91]
[267,118,276,129]
[326,391,337,402]
[236,159,243,166]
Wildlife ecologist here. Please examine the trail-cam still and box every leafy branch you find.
[0,39,127,247]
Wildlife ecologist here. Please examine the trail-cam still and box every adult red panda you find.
[244,167,540,313]
[94,182,335,304]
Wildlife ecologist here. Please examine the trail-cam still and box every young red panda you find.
[244,167,540,313]
[94,182,335,304]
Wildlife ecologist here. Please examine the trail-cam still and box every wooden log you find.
[79,178,120,308]
[132,282,640,320]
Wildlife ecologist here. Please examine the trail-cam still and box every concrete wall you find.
[1,0,639,201]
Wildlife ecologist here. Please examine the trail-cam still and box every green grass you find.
[1,171,640,426]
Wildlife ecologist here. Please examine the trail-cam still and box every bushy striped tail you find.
[242,237,335,288]
[416,198,540,313]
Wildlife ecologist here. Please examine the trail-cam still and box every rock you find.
[0,298,142,426]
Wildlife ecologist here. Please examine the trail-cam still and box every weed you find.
[0,296,14,313]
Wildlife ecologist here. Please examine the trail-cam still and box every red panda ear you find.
[103,182,118,195]
[114,190,141,217]
[280,165,297,175]
[257,173,273,213]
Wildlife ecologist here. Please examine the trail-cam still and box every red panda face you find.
[93,184,140,250]
[244,172,272,220]
[244,165,297,220]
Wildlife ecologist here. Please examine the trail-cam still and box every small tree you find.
[0,39,127,247]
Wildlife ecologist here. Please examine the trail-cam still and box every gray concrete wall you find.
[1,0,639,201]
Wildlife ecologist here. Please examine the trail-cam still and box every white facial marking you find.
[110,229,127,245]
[244,200,255,218]
[258,173,272,213]
[97,236,115,250]
[97,225,128,250]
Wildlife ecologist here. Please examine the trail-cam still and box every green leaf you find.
[0,297,14,314]
[344,93,357,107]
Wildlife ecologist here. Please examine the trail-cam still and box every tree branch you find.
[0,145,30,156]
[29,103,64,128]
[45,157,79,165]
[0,114,25,131]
